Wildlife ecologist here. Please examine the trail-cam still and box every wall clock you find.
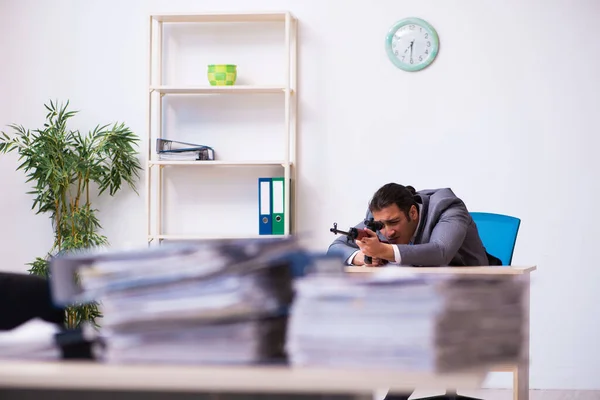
[385,17,440,72]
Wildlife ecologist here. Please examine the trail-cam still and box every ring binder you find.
[156,139,215,161]
[258,178,273,235]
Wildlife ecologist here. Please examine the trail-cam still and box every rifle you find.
[330,218,385,265]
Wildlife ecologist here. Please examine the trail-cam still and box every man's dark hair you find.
[369,183,418,217]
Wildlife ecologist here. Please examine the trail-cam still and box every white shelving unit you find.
[146,11,298,243]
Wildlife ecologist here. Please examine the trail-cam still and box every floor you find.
[407,389,600,399]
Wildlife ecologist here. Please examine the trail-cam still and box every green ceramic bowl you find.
[207,64,237,86]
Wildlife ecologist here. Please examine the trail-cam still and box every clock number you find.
[419,56,423,62]
[409,24,415,30]
[410,58,413,64]
[394,50,398,56]
[427,41,431,47]
[425,49,429,54]
[424,33,429,39]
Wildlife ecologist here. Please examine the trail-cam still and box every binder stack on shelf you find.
[49,237,304,365]
[286,268,527,372]
[258,177,285,235]
[156,139,215,161]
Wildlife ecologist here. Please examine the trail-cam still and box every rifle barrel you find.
[330,227,352,236]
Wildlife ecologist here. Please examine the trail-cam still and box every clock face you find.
[385,18,439,72]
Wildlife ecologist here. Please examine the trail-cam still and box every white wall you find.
[1,0,599,390]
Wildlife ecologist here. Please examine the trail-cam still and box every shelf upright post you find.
[290,15,298,236]
[146,16,154,243]
[283,12,292,235]
[156,19,165,244]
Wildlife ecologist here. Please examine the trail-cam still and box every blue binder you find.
[258,178,272,235]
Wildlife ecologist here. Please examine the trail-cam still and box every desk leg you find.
[514,275,531,400]
[513,364,529,400]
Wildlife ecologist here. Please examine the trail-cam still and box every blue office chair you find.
[411,212,521,400]
[470,212,521,266]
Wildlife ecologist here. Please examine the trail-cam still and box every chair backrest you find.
[470,212,521,266]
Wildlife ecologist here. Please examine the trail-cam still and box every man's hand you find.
[355,228,396,263]
[351,250,388,267]
[368,257,389,267]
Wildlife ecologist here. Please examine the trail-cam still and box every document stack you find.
[50,237,302,365]
[0,319,62,360]
[156,138,215,161]
[286,268,527,372]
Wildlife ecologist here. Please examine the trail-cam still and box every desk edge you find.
[345,266,537,275]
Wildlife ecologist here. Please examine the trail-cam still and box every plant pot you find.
[207,64,237,86]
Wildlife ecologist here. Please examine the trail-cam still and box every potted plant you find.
[0,100,142,328]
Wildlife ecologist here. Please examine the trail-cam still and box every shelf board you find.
[150,85,290,95]
[151,12,293,23]
[150,234,291,241]
[148,160,290,167]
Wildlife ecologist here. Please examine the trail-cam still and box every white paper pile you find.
[52,238,300,365]
[0,318,61,360]
[286,268,527,372]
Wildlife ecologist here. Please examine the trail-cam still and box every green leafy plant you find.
[0,100,142,328]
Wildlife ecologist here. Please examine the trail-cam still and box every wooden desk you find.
[0,267,533,399]
[346,265,536,400]
[0,360,487,399]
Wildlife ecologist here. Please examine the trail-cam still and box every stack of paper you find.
[51,237,301,365]
[286,268,527,372]
[0,319,61,360]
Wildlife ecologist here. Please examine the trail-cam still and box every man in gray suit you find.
[328,183,493,267]
[327,183,495,400]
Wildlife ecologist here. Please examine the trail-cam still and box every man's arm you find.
[393,203,470,266]
[0,272,65,331]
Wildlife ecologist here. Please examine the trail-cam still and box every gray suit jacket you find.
[327,188,489,267]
